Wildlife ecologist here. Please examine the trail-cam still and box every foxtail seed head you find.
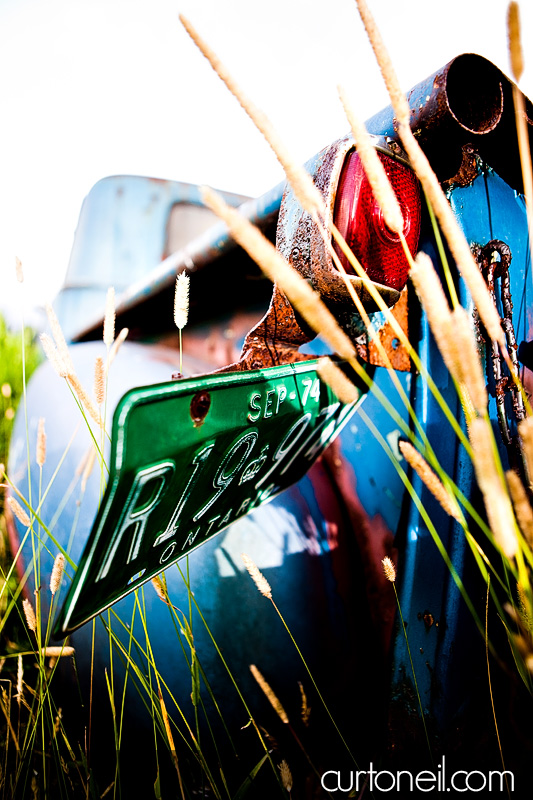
[23,598,37,633]
[355,0,410,127]
[179,14,324,220]
[50,553,65,595]
[250,664,289,724]
[279,760,293,793]
[469,417,519,558]
[94,357,105,406]
[399,440,462,521]
[40,333,68,379]
[382,556,396,583]
[36,418,46,468]
[174,272,190,330]
[7,496,31,527]
[317,357,359,405]
[241,553,272,599]
[508,1,524,83]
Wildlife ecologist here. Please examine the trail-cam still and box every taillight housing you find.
[333,149,421,291]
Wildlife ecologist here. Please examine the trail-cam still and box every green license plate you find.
[54,359,362,636]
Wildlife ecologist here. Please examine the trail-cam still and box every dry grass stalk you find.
[519,416,533,485]
[40,333,68,379]
[105,326,129,372]
[298,681,311,727]
[317,357,359,405]
[241,553,272,599]
[15,256,24,283]
[180,14,323,219]
[174,272,190,330]
[381,556,396,583]
[354,0,410,127]
[202,187,355,359]
[249,664,289,724]
[67,373,101,426]
[16,655,23,705]
[469,417,518,558]
[7,496,31,527]
[410,254,487,415]
[103,287,115,347]
[516,581,533,632]
[399,440,462,520]
[354,0,504,346]
[278,760,293,793]
[94,357,105,406]
[409,252,451,341]
[152,575,166,602]
[45,303,75,374]
[41,646,75,658]
[400,128,503,347]
[50,553,66,595]
[506,470,533,547]
[23,598,37,633]
[158,688,183,786]
[508,1,524,82]
[338,85,403,234]
[440,308,487,415]
[36,417,46,468]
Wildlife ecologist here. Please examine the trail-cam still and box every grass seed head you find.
[15,256,24,283]
[506,469,533,547]
[40,333,68,379]
[16,655,23,704]
[94,356,105,406]
[317,357,359,404]
[381,555,396,583]
[23,597,37,632]
[241,553,272,599]
[469,417,519,558]
[50,553,66,595]
[174,272,190,330]
[519,415,533,485]
[45,303,75,374]
[36,417,46,468]
[399,440,462,521]
[106,327,129,372]
[279,760,293,792]
[7,496,31,527]
[180,13,324,219]
[508,1,524,82]
[249,664,289,724]
[355,0,410,127]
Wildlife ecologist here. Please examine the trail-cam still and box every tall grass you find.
[1,1,533,796]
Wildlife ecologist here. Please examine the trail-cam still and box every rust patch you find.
[442,144,480,190]
[358,289,411,372]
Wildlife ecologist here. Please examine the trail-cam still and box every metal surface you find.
[54,358,363,636]
[366,53,532,192]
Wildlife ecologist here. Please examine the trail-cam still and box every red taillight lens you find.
[333,149,421,291]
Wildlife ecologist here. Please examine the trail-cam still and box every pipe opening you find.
[446,54,503,133]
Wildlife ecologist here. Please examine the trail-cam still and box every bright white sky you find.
[1,0,532,320]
